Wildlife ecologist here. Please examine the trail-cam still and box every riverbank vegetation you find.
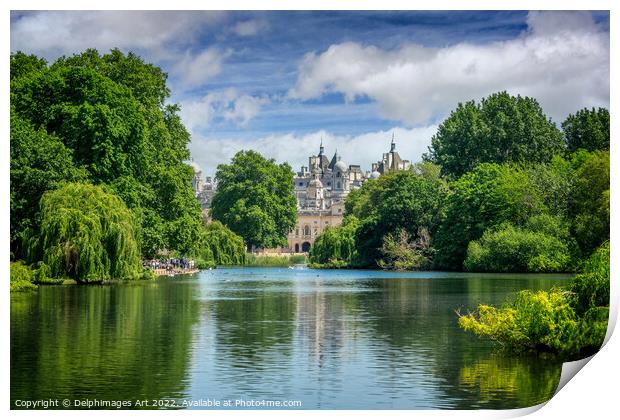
[244,254,307,267]
[10,49,247,285]
[310,93,609,274]
[307,92,610,357]
[458,242,609,359]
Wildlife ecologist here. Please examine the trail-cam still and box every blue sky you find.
[11,11,610,175]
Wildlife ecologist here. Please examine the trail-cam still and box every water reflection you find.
[11,268,569,409]
[11,278,200,407]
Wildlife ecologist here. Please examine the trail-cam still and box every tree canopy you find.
[432,163,545,270]
[10,49,201,260]
[562,107,610,153]
[425,92,564,178]
[344,167,447,267]
[25,183,143,282]
[210,150,297,250]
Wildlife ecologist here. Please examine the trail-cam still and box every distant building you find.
[371,133,411,175]
[190,161,216,222]
[190,135,411,253]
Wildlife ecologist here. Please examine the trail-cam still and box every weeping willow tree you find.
[199,221,246,266]
[25,183,142,282]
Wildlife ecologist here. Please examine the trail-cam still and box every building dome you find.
[370,170,381,179]
[335,160,348,172]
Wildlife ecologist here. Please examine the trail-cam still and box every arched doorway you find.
[302,242,311,252]
[294,243,300,253]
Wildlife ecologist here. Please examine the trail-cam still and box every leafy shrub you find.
[464,217,573,273]
[459,242,610,358]
[32,261,63,284]
[570,241,610,315]
[10,261,37,292]
[459,289,579,353]
[377,227,434,270]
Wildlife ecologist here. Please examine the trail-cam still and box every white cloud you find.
[290,11,609,124]
[189,126,437,177]
[173,48,231,89]
[231,19,270,37]
[180,89,269,131]
[10,11,226,60]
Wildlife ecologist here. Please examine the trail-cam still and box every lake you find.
[11,267,572,409]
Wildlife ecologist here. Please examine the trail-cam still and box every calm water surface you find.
[11,268,572,409]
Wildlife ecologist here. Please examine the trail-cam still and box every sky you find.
[10,10,610,177]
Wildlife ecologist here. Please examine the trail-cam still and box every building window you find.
[336,172,341,177]
[304,226,310,236]
[337,182,341,189]
[325,221,329,224]
[327,182,331,186]
[338,208,342,213]
[299,182,303,186]
[296,229,299,236]
[295,244,299,253]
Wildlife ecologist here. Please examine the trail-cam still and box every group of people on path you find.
[144,257,196,274]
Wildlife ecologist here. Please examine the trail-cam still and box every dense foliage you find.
[10,261,37,292]
[464,215,574,273]
[10,49,202,261]
[433,163,545,270]
[562,107,610,153]
[568,150,610,257]
[210,150,297,250]
[425,91,564,179]
[311,93,609,280]
[346,168,447,267]
[459,242,610,358]
[24,183,143,282]
[309,218,359,268]
[198,221,246,266]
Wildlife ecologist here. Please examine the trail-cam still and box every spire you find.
[319,137,324,155]
[390,132,396,152]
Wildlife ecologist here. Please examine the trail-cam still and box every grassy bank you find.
[244,254,307,267]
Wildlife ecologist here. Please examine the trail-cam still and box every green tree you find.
[562,107,610,153]
[568,150,609,257]
[10,52,47,81]
[434,163,545,270]
[210,150,297,250]
[24,183,143,282]
[425,92,564,178]
[377,227,434,270]
[199,221,246,265]
[309,217,359,267]
[10,49,201,258]
[10,112,88,257]
[346,169,447,267]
